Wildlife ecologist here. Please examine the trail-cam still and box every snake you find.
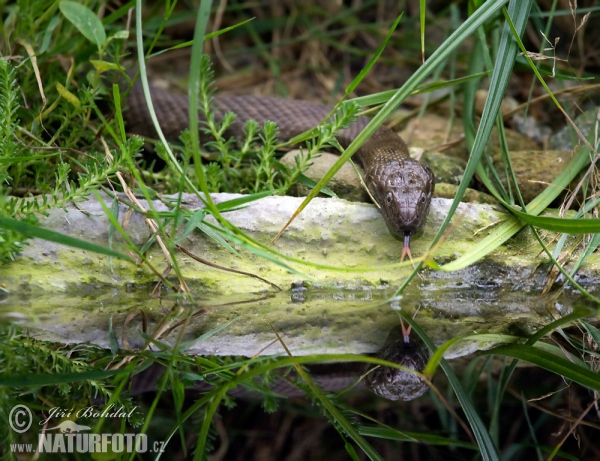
[131,324,429,401]
[364,323,430,401]
[124,78,435,260]
[123,77,434,400]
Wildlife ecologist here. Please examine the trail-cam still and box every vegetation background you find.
[1,0,600,460]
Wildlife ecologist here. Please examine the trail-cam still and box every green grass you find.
[1,0,600,459]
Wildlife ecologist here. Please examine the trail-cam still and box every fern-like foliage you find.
[174,55,362,196]
[0,60,27,262]
[0,59,19,162]
[0,325,143,455]
[0,57,139,263]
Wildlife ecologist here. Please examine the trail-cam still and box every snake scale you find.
[124,79,435,260]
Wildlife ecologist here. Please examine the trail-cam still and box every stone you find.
[279,150,370,202]
[492,150,575,204]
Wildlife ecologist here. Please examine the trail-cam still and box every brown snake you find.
[124,80,435,260]
[123,79,432,399]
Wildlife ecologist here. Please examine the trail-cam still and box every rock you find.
[433,183,499,204]
[488,127,540,155]
[399,114,540,166]
[418,149,468,186]
[512,114,552,145]
[400,113,468,161]
[279,150,370,202]
[549,107,600,151]
[492,150,575,203]
[280,146,468,203]
[475,89,518,116]
[2,192,599,358]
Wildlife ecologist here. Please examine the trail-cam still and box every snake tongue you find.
[400,317,412,343]
[400,232,412,263]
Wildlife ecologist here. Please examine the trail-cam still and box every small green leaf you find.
[111,30,129,40]
[345,442,361,461]
[296,174,337,197]
[90,59,124,73]
[59,1,106,48]
[174,209,206,245]
[55,82,80,107]
[40,16,61,54]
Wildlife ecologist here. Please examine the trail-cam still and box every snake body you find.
[125,81,435,258]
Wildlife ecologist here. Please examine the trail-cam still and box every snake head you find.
[370,159,435,243]
[365,325,430,401]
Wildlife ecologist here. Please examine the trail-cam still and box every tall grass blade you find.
[483,345,600,392]
[273,0,508,242]
[0,216,133,261]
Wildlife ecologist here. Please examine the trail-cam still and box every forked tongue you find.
[400,317,412,344]
[400,232,412,263]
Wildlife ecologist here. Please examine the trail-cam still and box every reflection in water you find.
[366,322,430,401]
[7,273,594,407]
[130,321,431,401]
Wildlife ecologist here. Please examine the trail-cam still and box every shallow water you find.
[2,260,597,359]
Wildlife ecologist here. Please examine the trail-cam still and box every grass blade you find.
[0,215,133,261]
[438,144,591,271]
[404,315,500,460]
[272,1,509,242]
[482,344,600,392]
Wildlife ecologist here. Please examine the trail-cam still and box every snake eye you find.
[385,370,393,381]
[386,192,392,204]
[421,196,426,203]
